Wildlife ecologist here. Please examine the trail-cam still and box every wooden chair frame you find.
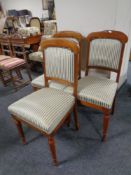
[79,30,128,141]
[12,38,80,165]
[0,33,32,90]
[53,31,83,78]
[10,33,29,61]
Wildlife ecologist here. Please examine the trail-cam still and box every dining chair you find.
[77,30,128,141]
[29,17,41,33]
[31,31,83,91]
[0,33,13,86]
[8,38,79,165]
[0,33,32,90]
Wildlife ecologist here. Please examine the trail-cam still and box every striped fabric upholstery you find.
[28,51,43,62]
[31,74,67,90]
[31,74,66,90]
[45,47,74,83]
[89,39,122,70]
[8,88,75,134]
[0,55,11,62]
[77,76,117,109]
[0,58,25,70]
[31,74,117,109]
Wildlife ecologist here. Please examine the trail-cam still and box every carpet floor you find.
[0,65,131,175]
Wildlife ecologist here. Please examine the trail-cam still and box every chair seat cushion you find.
[0,55,11,61]
[77,76,117,109]
[31,74,67,90]
[0,58,26,70]
[8,88,75,134]
[28,51,43,62]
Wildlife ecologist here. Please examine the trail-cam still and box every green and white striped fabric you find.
[31,74,67,90]
[31,74,117,109]
[8,88,75,134]
[77,76,117,109]
[45,47,74,83]
[89,39,122,70]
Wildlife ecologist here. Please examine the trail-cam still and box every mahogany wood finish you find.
[80,30,128,141]
[53,31,83,78]
[11,34,42,52]
[12,38,80,165]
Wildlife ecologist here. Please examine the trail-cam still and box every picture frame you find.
[42,0,48,10]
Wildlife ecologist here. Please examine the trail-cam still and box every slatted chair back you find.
[40,38,80,97]
[86,30,128,82]
[53,31,83,78]
[10,33,27,60]
[0,33,12,56]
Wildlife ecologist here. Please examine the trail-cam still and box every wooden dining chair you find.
[31,30,83,91]
[77,30,128,141]
[0,33,32,90]
[8,38,79,165]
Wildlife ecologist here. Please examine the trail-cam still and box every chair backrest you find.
[0,33,12,56]
[53,31,83,78]
[43,21,57,36]
[10,33,27,60]
[13,17,21,30]
[4,17,15,34]
[19,16,26,27]
[40,38,79,97]
[86,30,128,82]
[29,17,41,33]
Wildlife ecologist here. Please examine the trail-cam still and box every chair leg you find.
[0,71,7,86]
[66,114,71,127]
[16,69,23,80]
[13,118,26,144]
[48,136,58,166]
[32,86,38,92]
[73,104,79,130]
[111,97,116,115]
[25,63,32,81]
[102,111,110,142]
[9,70,17,91]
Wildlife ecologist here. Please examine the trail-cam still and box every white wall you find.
[55,0,117,35]
[55,0,131,86]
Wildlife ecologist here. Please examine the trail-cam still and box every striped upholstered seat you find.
[8,88,75,134]
[0,58,26,70]
[77,76,117,109]
[0,55,11,62]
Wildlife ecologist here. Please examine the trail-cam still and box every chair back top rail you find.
[53,31,83,42]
